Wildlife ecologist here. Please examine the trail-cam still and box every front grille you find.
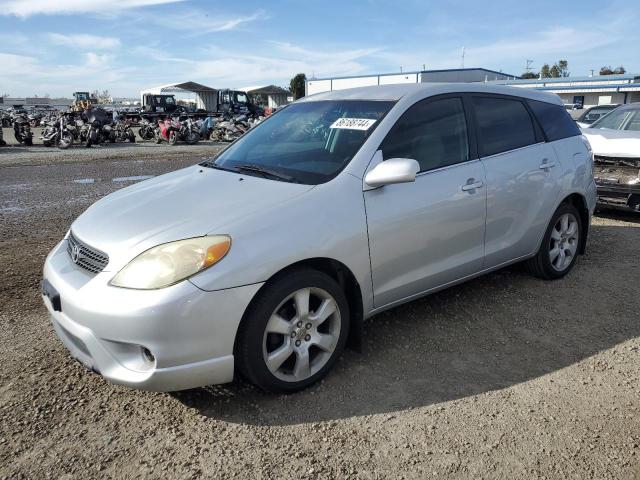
[66,232,109,274]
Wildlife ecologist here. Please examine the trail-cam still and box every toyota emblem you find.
[71,244,81,264]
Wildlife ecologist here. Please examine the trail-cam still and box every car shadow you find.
[171,222,640,425]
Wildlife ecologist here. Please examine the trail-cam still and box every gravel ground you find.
[0,146,639,479]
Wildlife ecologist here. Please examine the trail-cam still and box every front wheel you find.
[236,269,350,393]
[58,132,73,149]
[168,130,179,145]
[526,202,583,280]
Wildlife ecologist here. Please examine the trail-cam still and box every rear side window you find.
[380,97,469,172]
[528,99,581,141]
[472,96,536,156]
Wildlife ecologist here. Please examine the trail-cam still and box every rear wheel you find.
[168,130,178,145]
[236,269,350,393]
[526,203,582,280]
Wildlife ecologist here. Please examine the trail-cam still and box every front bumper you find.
[595,181,640,212]
[42,240,263,391]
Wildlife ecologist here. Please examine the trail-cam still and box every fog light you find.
[141,347,155,364]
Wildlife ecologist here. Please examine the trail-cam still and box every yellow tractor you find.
[71,92,97,112]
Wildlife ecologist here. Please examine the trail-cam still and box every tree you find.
[601,65,626,75]
[540,64,551,78]
[557,60,569,77]
[290,73,306,100]
[520,71,538,79]
[549,64,561,78]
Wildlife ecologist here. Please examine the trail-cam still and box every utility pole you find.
[461,47,465,68]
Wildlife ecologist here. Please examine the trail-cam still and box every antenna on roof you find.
[525,59,534,73]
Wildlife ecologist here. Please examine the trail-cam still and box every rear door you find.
[471,95,563,267]
[364,95,487,307]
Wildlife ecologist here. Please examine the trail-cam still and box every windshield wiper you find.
[199,159,236,173]
[234,164,295,182]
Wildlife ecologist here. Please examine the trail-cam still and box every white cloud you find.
[0,0,184,17]
[85,52,113,67]
[48,33,121,50]
[150,9,268,34]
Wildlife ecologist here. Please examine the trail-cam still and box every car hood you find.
[71,165,314,271]
[581,128,640,158]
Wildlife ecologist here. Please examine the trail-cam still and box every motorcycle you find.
[111,120,136,143]
[40,113,75,149]
[197,116,217,140]
[13,114,33,145]
[137,117,156,141]
[83,108,111,147]
[154,116,200,145]
[210,113,248,142]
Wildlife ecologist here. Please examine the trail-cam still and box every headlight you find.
[110,235,231,289]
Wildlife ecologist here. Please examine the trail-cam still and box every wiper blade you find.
[199,159,236,172]
[234,164,295,182]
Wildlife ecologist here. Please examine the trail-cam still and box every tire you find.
[526,202,582,280]
[24,135,33,146]
[185,131,200,145]
[236,269,350,393]
[58,133,73,150]
[168,131,178,146]
[43,139,52,147]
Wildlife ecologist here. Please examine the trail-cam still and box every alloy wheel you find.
[549,212,579,272]
[262,287,341,382]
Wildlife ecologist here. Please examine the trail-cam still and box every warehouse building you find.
[491,73,640,109]
[305,68,518,95]
[247,85,292,109]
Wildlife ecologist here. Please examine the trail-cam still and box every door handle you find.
[461,180,483,192]
[539,158,556,170]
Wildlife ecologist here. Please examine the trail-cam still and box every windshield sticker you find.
[330,118,377,131]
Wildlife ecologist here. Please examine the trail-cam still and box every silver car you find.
[42,84,597,393]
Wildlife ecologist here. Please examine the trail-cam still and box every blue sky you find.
[0,0,638,98]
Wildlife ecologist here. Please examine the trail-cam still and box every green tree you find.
[599,65,614,75]
[557,60,569,77]
[520,71,538,79]
[540,64,551,78]
[290,73,307,100]
[614,66,626,74]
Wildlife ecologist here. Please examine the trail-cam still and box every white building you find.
[306,68,518,95]
[491,73,640,109]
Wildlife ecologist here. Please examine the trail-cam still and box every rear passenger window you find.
[472,97,536,156]
[380,97,469,172]
[528,99,580,141]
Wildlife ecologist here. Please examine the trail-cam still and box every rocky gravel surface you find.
[0,147,639,479]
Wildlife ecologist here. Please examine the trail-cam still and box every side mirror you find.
[364,157,420,188]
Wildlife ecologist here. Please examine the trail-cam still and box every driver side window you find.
[380,97,469,172]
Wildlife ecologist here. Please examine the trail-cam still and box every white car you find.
[581,103,640,211]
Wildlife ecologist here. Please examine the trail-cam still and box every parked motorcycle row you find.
[1,108,263,149]
[139,112,263,146]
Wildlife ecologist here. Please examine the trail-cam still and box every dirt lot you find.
[0,145,639,479]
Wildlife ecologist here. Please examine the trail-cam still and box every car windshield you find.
[591,107,640,131]
[210,100,395,184]
[582,107,616,123]
[234,93,248,104]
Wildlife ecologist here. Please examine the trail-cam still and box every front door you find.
[364,96,487,308]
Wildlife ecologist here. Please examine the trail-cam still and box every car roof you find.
[299,83,564,106]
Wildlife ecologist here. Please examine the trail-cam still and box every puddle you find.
[111,175,154,183]
[73,178,95,184]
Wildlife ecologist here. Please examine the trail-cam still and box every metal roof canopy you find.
[140,81,218,110]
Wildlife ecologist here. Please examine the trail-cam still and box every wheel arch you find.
[234,257,365,358]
